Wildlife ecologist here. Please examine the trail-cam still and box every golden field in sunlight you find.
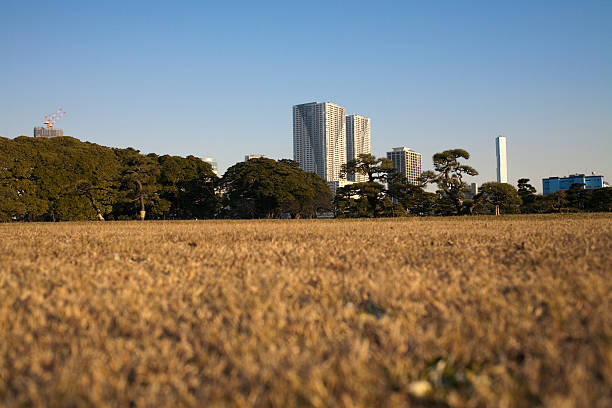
[1,215,611,407]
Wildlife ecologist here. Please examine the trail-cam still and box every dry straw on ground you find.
[1,214,611,407]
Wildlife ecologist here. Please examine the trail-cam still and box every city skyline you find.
[1,1,611,191]
[12,99,610,193]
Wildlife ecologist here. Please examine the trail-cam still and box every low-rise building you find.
[542,173,604,194]
[34,127,64,138]
[245,154,265,161]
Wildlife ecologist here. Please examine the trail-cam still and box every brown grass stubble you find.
[0,214,610,407]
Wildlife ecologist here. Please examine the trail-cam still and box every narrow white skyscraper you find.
[346,114,371,182]
[496,135,507,183]
[293,102,347,182]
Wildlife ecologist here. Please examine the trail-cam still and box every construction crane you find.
[43,108,66,129]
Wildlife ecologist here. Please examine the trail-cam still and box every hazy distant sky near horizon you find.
[1,0,611,191]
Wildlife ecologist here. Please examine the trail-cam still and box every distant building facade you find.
[245,154,265,161]
[496,135,507,183]
[202,157,218,176]
[387,147,422,185]
[466,182,479,199]
[34,127,64,138]
[346,114,371,182]
[542,173,605,194]
[293,102,347,182]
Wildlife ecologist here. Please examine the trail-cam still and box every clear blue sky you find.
[2,0,611,191]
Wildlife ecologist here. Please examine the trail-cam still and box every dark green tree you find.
[0,138,47,221]
[422,149,478,215]
[379,197,407,217]
[158,155,219,219]
[0,136,224,221]
[73,181,116,221]
[474,182,521,215]
[387,173,437,216]
[517,178,537,213]
[220,158,332,218]
[587,187,612,212]
[341,153,395,183]
[566,183,590,211]
[336,154,397,218]
[433,193,457,216]
[1,136,122,221]
[117,150,169,220]
[334,182,385,218]
[534,190,568,213]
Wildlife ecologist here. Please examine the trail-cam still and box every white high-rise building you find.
[496,135,507,183]
[346,114,371,182]
[293,102,347,182]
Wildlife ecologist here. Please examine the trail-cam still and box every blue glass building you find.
[542,174,604,194]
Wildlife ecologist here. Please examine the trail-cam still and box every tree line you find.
[1,136,609,221]
[336,149,611,217]
[0,136,331,221]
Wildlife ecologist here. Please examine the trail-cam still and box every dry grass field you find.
[1,214,611,407]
